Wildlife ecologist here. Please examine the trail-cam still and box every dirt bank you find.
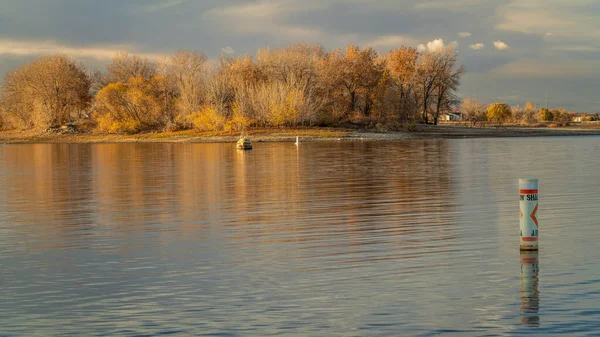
[1,125,599,144]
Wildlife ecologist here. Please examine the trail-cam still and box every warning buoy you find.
[519,178,539,251]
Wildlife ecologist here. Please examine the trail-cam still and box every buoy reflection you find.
[520,250,540,326]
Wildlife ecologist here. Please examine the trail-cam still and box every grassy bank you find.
[0,128,354,144]
[2,125,600,144]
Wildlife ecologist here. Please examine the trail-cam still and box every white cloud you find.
[458,32,472,38]
[221,46,234,55]
[417,38,457,53]
[469,43,485,50]
[0,38,161,60]
[493,40,509,50]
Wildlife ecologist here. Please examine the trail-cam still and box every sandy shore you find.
[1,125,600,144]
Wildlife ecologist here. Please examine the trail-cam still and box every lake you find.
[1,138,599,336]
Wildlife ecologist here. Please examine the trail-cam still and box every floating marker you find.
[519,178,539,251]
[295,136,300,145]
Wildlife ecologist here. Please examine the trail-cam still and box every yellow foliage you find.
[95,113,141,134]
[268,89,303,127]
[190,106,226,131]
[93,75,162,133]
[225,103,253,132]
[486,102,512,126]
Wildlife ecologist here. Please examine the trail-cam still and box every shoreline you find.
[2,125,600,144]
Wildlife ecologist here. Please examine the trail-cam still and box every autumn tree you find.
[321,46,383,121]
[486,102,512,126]
[93,75,163,133]
[461,98,486,126]
[552,108,571,124]
[0,67,34,129]
[539,108,553,121]
[386,47,419,121]
[0,54,90,129]
[416,52,440,123]
[432,48,464,125]
[256,44,324,90]
[203,57,237,117]
[0,98,5,130]
[107,52,157,83]
[170,50,207,124]
[521,100,538,125]
[254,44,326,125]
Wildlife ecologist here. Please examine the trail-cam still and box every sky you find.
[1,0,599,111]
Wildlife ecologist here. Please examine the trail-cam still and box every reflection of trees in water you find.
[1,144,96,250]
[2,142,457,256]
[93,144,181,231]
[221,140,457,260]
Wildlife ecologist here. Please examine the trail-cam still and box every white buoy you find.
[519,178,539,251]
[295,136,299,145]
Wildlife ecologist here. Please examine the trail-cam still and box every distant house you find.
[573,115,585,122]
[440,112,461,121]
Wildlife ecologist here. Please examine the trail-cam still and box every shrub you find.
[486,102,512,126]
[402,120,417,132]
[190,106,226,131]
[225,113,253,132]
[539,108,553,122]
[95,113,141,134]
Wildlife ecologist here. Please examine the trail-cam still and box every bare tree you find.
[432,48,464,125]
[170,50,207,118]
[1,54,90,129]
[107,52,157,83]
[416,52,441,123]
[461,98,486,127]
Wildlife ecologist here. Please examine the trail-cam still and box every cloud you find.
[415,0,481,10]
[469,43,485,50]
[493,40,509,50]
[0,38,161,60]
[458,32,471,38]
[221,46,234,55]
[490,59,600,78]
[366,35,419,50]
[203,1,328,41]
[136,0,190,14]
[417,38,458,53]
[495,0,593,38]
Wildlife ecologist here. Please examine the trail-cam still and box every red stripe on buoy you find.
[522,237,538,242]
[520,189,538,194]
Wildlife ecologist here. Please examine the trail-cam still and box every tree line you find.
[0,43,464,133]
[461,99,578,127]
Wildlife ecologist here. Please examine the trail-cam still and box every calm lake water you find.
[1,138,600,336]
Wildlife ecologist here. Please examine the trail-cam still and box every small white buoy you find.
[295,136,300,145]
[519,178,539,251]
